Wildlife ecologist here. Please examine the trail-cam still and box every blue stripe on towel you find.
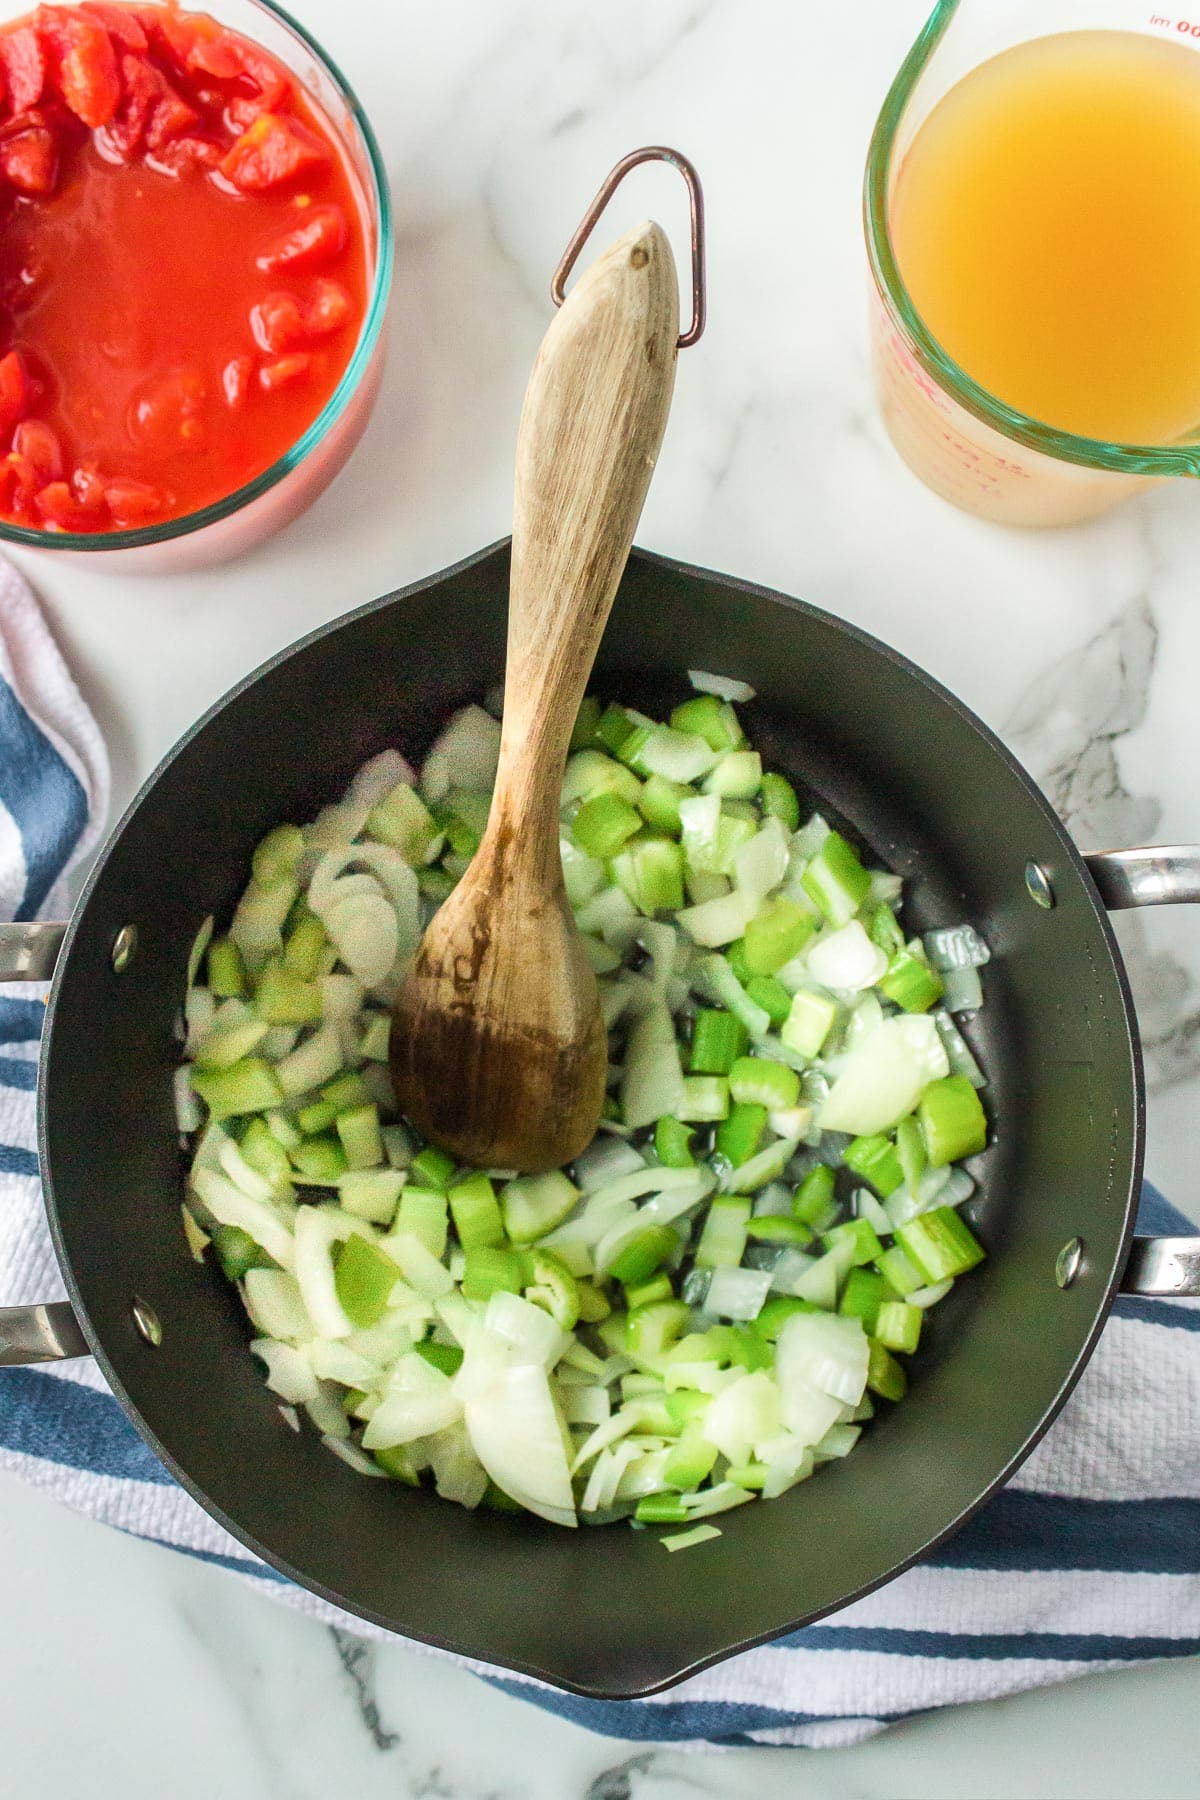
[0,1055,37,1090]
[782,1624,1200,1661]
[0,998,46,1042]
[0,674,87,919]
[930,1492,1200,1576]
[0,1142,38,1178]
[483,1681,900,1739]
[0,1367,173,1485]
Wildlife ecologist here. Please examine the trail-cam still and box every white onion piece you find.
[184,987,216,1057]
[426,1421,488,1508]
[325,890,399,986]
[776,1311,869,1408]
[294,1206,366,1339]
[309,1339,383,1387]
[573,1136,646,1194]
[347,748,417,813]
[251,1339,318,1404]
[362,1352,462,1449]
[306,1381,351,1439]
[700,1371,781,1465]
[705,1266,772,1321]
[677,886,759,948]
[276,1024,344,1099]
[173,1066,203,1134]
[620,1000,685,1132]
[420,705,502,801]
[687,669,756,703]
[323,1434,390,1476]
[187,915,214,989]
[465,1362,576,1527]
[733,818,789,902]
[807,921,888,992]
[242,1270,311,1343]
[818,1017,939,1136]
[190,1167,295,1271]
[218,1137,278,1203]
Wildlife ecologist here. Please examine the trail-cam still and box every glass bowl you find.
[0,0,393,572]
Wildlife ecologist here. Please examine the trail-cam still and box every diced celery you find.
[870,904,906,956]
[282,913,327,982]
[410,1145,457,1188]
[896,1206,985,1281]
[562,749,642,808]
[664,1431,720,1492]
[211,1224,273,1282]
[875,1299,922,1354]
[677,1076,730,1123]
[801,831,872,926]
[669,693,742,752]
[866,1338,908,1402]
[824,1217,884,1266]
[793,1164,837,1227]
[838,1267,884,1332]
[729,1055,801,1111]
[502,1170,579,1243]
[462,1247,527,1301]
[745,1215,812,1246]
[594,703,638,756]
[781,988,837,1059]
[191,1057,283,1122]
[689,1008,748,1075]
[290,1133,347,1181]
[252,824,304,889]
[626,1299,690,1357]
[333,1235,402,1329]
[635,1493,690,1523]
[525,1249,582,1329]
[414,1339,465,1376]
[207,936,247,998]
[918,1075,988,1166]
[743,897,816,976]
[610,838,685,916]
[879,948,944,1014]
[753,1294,817,1339]
[394,1185,449,1258]
[239,1117,293,1188]
[367,782,441,862]
[744,974,792,1026]
[895,1115,927,1191]
[624,1272,674,1310]
[336,1103,384,1171]
[695,1193,751,1268]
[874,1243,926,1297]
[448,1173,505,1250]
[608,1225,678,1286]
[194,1018,270,1072]
[570,695,602,750]
[637,774,691,835]
[760,772,800,831]
[702,751,762,799]
[254,959,322,1027]
[714,1101,767,1168]
[697,954,772,1041]
[339,1168,405,1225]
[654,1116,696,1168]
[572,791,642,859]
[842,1133,904,1198]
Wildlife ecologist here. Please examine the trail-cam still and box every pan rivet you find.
[111,924,138,973]
[131,1298,162,1346]
[1055,1238,1083,1289]
[1025,862,1055,910]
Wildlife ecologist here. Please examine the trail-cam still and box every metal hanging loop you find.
[551,145,706,349]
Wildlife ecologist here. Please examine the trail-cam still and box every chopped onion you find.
[807,921,888,992]
[705,1265,772,1321]
[687,669,756,703]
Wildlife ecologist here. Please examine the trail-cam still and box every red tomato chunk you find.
[0,1,369,534]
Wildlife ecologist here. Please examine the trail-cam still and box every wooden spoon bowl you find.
[391,218,680,1171]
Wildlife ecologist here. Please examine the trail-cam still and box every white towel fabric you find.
[0,556,1197,1747]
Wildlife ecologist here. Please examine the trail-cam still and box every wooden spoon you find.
[391,219,680,1172]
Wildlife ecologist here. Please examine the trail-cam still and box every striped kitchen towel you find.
[0,563,1197,1748]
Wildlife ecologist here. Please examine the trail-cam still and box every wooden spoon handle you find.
[490,219,680,871]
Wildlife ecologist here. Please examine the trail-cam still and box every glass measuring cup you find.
[865,1,1200,526]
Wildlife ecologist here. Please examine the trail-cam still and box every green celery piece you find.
[669,693,742,752]
[374,1445,421,1484]
[726,938,753,984]
[780,987,837,1059]
[443,788,493,840]
[843,1133,905,1197]
[462,1247,527,1302]
[726,1463,769,1490]
[753,1294,818,1339]
[448,1173,505,1249]
[561,749,642,808]
[336,1102,384,1171]
[253,958,322,1026]
[572,791,642,859]
[689,1008,748,1075]
[207,936,246,998]
[431,804,480,859]
[744,974,792,1026]
[664,1389,710,1431]
[745,1215,812,1246]
[874,1243,926,1297]
[654,1116,696,1168]
[743,896,816,976]
[824,1216,884,1266]
[575,1281,611,1323]
[875,1299,922,1354]
[609,838,685,916]
[339,1169,405,1225]
[879,948,944,1014]
[414,1338,465,1376]
[358,1012,391,1062]
[252,824,304,889]
[282,912,327,982]
[702,750,762,800]
[623,1272,674,1310]
[616,725,654,770]
[715,1101,767,1168]
[635,1493,690,1523]
[239,1117,292,1187]
[290,1133,347,1181]
[394,1186,449,1258]
[637,773,691,835]
[703,1323,773,1371]
[366,782,440,861]
[760,772,800,831]
[342,1387,369,1417]
[793,1163,837,1225]
[525,1248,581,1329]
[676,1072,734,1116]
[323,1072,372,1112]
[918,1075,988,1167]
[896,1206,986,1281]
[410,1144,458,1188]
[728,1054,801,1111]
[663,1430,720,1492]
[895,1115,927,1191]
[695,1193,751,1268]
[866,1337,908,1402]
[211,1224,273,1282]
[838,1266,885,1333]
[191,1057,283,1122]
[870,904,906,956]
[801,831,872,926]
[609,1225,678,1286]
[625,1299,690,1357]
[501,1170,578,1243]
[594,703,638,756]
[570,695,602,751]
[333,1234,402,1328]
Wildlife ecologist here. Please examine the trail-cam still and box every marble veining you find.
[1,0,1198,1792]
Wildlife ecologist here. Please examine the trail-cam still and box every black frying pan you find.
[2,540,1198,1698]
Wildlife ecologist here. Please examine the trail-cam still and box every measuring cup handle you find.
[1084,848,1200,1297]
[0,920,89,1364]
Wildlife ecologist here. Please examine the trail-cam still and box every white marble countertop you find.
[1,0,1198,1792]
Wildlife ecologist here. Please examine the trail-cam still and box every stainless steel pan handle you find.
[1085,847,1200,1298]
[0,920,89,1366]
